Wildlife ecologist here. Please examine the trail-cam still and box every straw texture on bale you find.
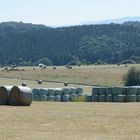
[92,95,98,102]
[113,95,125,102]
[9,86,32,106]
[92,87,99,96]
[126,95,137,102]
[0,86,13,105]
[98,95,106,102]
[106,94,113,102]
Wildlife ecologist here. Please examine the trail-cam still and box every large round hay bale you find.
[55,88,63,95]
[9,86,32,106]
[55,95,61,102]
[98,95,106,102]
[0,86,13,105]
[39,88,48,96]
[62,94,70,102]
[62,88,70,95]
[76,87,83,94]
[69,87,77,94]
[85,95,92,102]
[126,95,137,102]
[113,95,125,102]
[92,95,98,102]
[40,95,47,101]
[70,94,77,101]
[106,94,113,102]
[48,88,55,96]
[47,95,55,101]
[137,95,140,102]
[126,87,138,95]
[92,87,99,96]
[112,87,125,95]
[98,87,106,96]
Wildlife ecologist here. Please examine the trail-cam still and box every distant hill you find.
[0,21,140,66]
[80,16,140,25]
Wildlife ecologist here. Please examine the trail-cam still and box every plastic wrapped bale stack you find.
[0,86,13,105]
[98,87,106,102]
[47,88,55,101]
[106,87,113,102]
[39,88,48,101]
[9,86,32,106]
[76,87,83,95]
[55,88,63,102]
[70,87,77,95]
[70,94,77,101]
[92,87,99,102]
[137,87,140,102]
[126,87,137,102]
[85,94,92,102]
[62,88,70,102]
[32,88,40,101]
[112,87,126,102]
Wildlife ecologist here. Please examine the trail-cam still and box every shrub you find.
[123,67,140,86]
[71,96,86,102]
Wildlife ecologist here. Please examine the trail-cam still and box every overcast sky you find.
[0,0,140,26]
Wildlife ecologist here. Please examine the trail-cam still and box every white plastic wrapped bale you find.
[62,94,70,102]
[106,94,113,102]
[98,95,106,102]
[55,88,63,95]
[76,87,83,94]
[55,95,61,102]
[0,86,13,105]
[62,88,70,95]
[113,95,125,102]
[69,87,77,95]
[92,87,99,96]
[48,88,55,96]
[32,88,40,100]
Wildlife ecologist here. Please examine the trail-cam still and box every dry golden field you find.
[0,102,140,140]
[0,64,140,140]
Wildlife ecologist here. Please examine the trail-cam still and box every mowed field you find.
[0,64,140,140]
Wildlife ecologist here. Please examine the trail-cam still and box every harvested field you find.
[0,102,140,140]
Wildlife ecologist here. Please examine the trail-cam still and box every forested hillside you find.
[0,21,140,66]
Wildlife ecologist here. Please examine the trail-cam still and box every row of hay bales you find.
[32,87,84,102]
[0,86,32,106]
[90,86,140,102]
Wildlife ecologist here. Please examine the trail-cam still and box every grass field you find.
[0,64,140,140]
[0,102,140,140]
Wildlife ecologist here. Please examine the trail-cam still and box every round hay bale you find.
[77,87,83,94]
[137,95,140,102]
[48,88,55,96]
[64,82,68,86]
[55,88,63,95]
[127,87,138,95]
[62,94,70,102]
[98,87,106,96]
[62,88,70,95]
[9,86,32,106]
[70,94,77,101]
[113,95,125,102]
[47,95,55,101]
[55,95,61,102]
[0,86,13,105]
[22,82,26,87]
[40,95,47,101]
[92,95,98,102]
[112,87,125,95]
[98,95,106,102]
[106,94,113,102]
[126,95,137,102]
[85,95,92,102]
[38,80,42,84]
[69,87,77,95]
[92,87,99,96]
[39,88,48,96]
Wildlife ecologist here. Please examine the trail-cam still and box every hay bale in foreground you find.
[9,86,32,106]
[0,86,13,105]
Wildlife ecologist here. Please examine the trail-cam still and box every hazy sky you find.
[0,0,140,26]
